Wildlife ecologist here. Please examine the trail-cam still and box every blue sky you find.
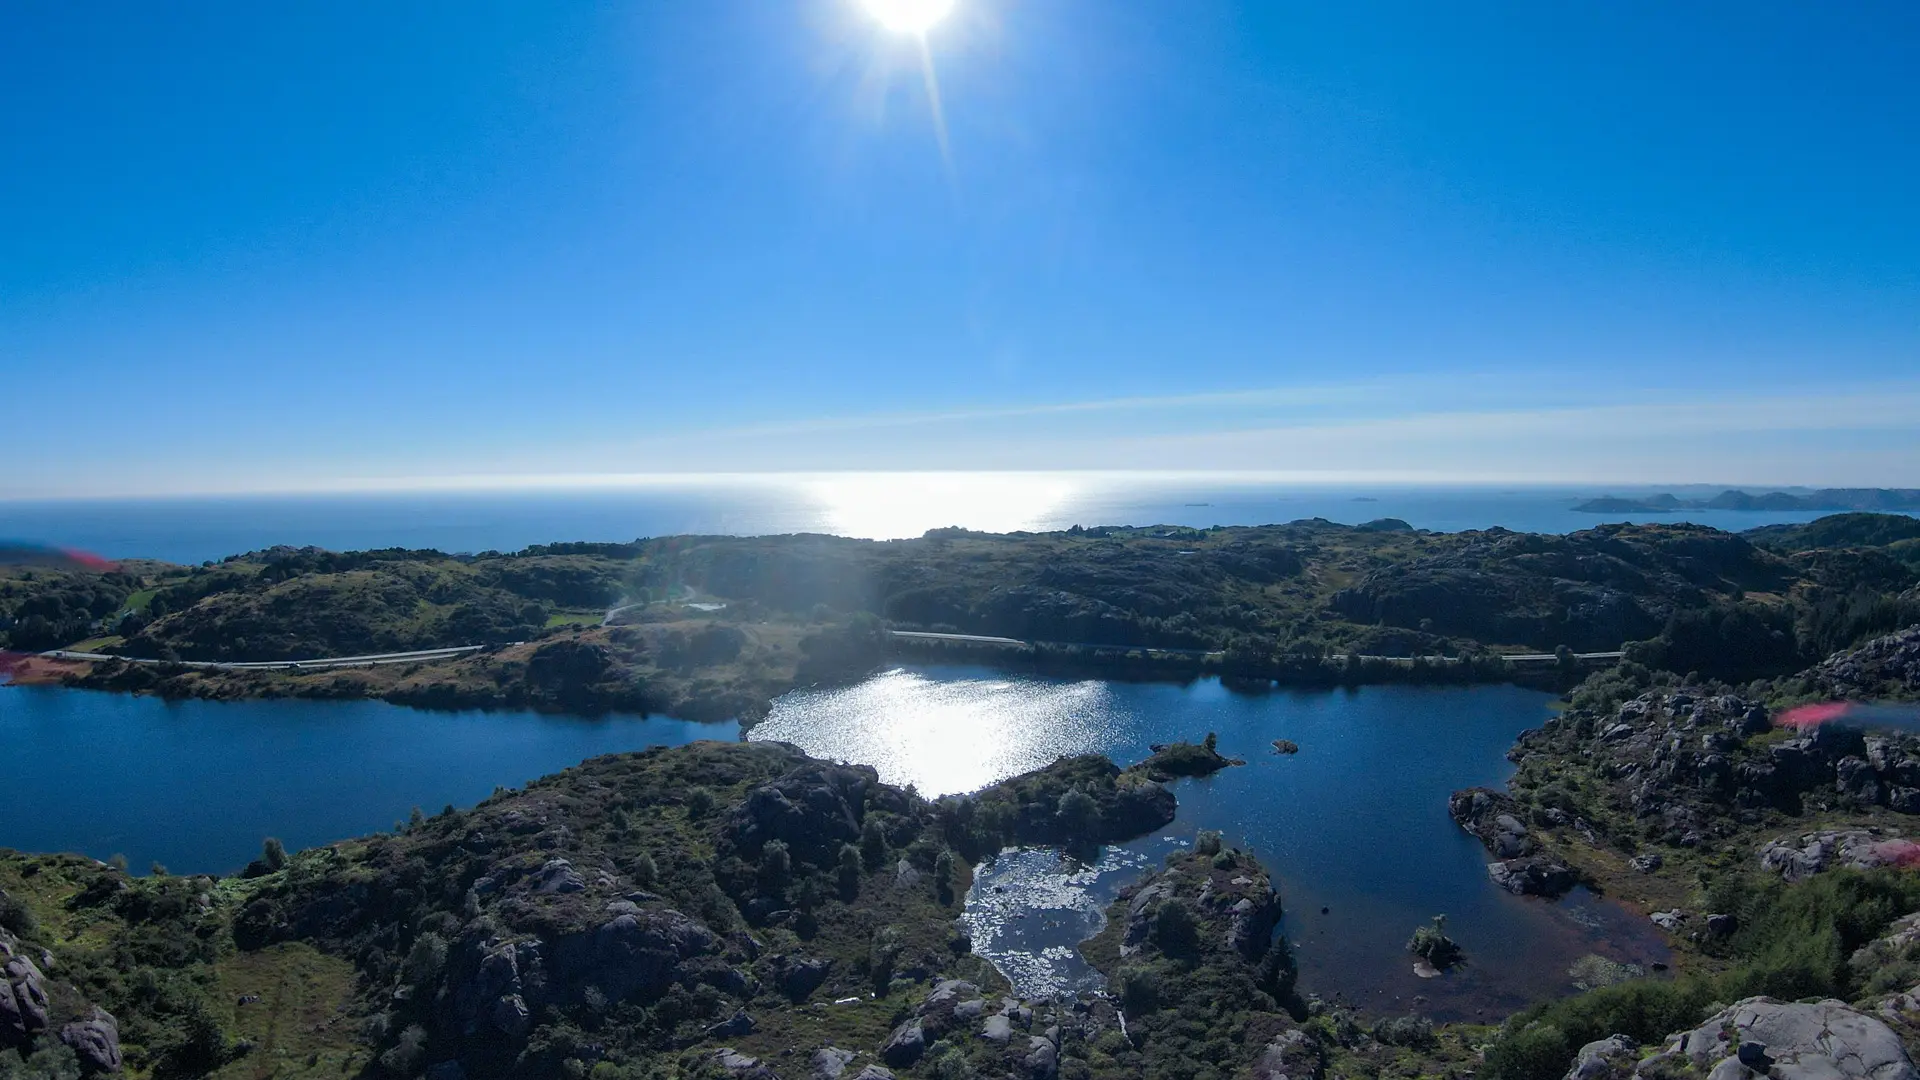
[4,1,1918,497]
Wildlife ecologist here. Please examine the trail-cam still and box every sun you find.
[861,0,956,35]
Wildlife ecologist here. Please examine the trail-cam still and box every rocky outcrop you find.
[724,762,888,867]
[1250,1028,1323,1080]
[1637,995,1917,1080]
[1450,788,1538,858]
[1759,830,1915,882]
[1565,1034,1637,1080]
[58,1008,123,1075]
[878,979,984,1068]
[1488,856,1578,897]
[1451,787,1580,895]
[1493,677,1920,876]
[1804,625,1920,700]
[0,930,51,1050]
[713,1047,781,1080]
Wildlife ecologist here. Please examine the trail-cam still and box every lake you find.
[0,685,736,874]
[2,671,1665,1018]
[753,666,1668,1019]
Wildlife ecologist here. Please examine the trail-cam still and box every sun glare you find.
[861,0,956,35]
[808,473,1073,539]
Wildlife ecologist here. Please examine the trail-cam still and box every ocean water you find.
[752,666,1668,1018]
[0,475,1886,564]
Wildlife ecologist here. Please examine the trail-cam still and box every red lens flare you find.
[1776,702,1853,730]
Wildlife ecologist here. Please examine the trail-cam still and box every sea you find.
[0,475,1893,564]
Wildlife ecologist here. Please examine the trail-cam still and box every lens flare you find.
[1776,701,1853,730]
[0,542,116,571]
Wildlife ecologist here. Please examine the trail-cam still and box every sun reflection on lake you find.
[804,472,1075,540]
[751,667,1113,796]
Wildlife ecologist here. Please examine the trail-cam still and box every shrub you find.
[1484,1022,1571,1080]
[1152,898,1200,955]
[0,890,38,938]
[1406,915,1463,968]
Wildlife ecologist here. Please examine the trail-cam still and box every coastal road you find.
[39,644,498,671]
[886,630,1623,664]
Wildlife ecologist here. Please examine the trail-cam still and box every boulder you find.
[879,1018,926,1068]
[1250,1028,1321,1080]
[777,956,833,1002]
[1838,757,1884,804]
[57,1008,122,1075]
[1651,910,1686,932]
[981,1014,1014,1044]
[1024,1029,1060,1080]
[0,934,52,1049]
[1639,996,1917,1080]
[810,1047,855,1079]
[707,1009,755,1038]
[491,993,532,1038]
[1488,856,1577,897]
[534,858,586,894]
[1450,789,1538,858]
[714,1048,781,1080]
[554,908,719,1003]
[850,1068,895,1080]
[1566,1034,1637,1080]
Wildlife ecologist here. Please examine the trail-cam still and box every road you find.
[39,644,496,671]
[886,630,1623,664]
[40,633,1624,675]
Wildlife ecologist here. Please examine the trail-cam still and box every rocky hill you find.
[0,739,1307,1080]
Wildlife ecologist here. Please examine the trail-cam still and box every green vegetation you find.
[1077,847,1301,1080]
[1406,915,1463,969]
[9,514,1916,725]
[1485,869,1920,1080]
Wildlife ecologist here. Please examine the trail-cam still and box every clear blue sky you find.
[5,1,1918,497]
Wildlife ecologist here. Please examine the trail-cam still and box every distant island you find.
[1574,488,1920,514]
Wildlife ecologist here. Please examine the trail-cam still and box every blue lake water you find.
[1,477,1887,564]
[754,667,1668,1018]
[3,670,1666,1018]
[0,685,736,874]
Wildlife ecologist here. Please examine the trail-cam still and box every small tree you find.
[759,840,792,892]
[934,848,958,904]
[1056,788,1099,836]
[685,787,716,819]
[1407,914,1464,968]
[1153,898,1200,955]
[837,843,863,898]
[400,932,449,994]
[861,818,889,870]
[1203,731,1219,754]
[261,837,288,872]
[632,851,658,888]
